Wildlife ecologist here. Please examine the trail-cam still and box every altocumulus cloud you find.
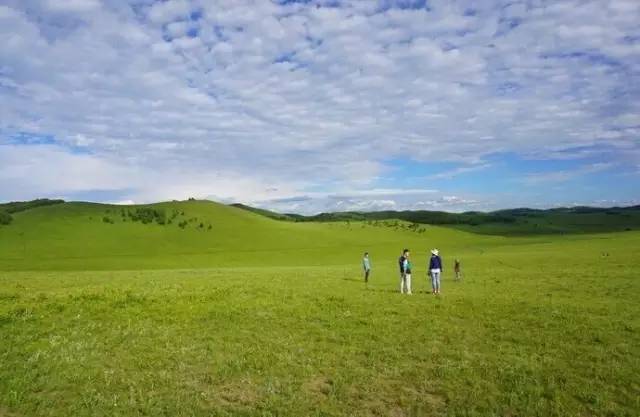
[0,0,639,213]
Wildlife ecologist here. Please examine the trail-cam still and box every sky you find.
[0,0,639,214]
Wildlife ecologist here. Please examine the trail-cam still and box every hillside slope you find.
[232,204,640,235]
[0,200,508,271]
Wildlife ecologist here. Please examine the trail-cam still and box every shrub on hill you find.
[127,208,166,225]
[246,208,520,226]
[0,211,12,225]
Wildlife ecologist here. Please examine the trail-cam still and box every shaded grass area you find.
[1,253,639,416]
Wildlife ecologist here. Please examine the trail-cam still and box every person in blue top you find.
[400,249,412,294]
[429,249,443,295]
[362,252,371,284]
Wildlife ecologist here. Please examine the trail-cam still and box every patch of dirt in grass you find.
[194,378,261,410]
[388,406,406,417]
[421,391,446,410]
[215,381,260,406]
[303,376,333,398]
[361,401,408,417]
[360,398,388,417]
[359,382,447,417]
[0,407,23,417]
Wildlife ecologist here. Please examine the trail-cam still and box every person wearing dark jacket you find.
[399,249,412,294]
[429,249,443,295]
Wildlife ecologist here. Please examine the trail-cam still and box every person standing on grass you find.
[454,258,462,281]
[400,249,412,294]
[429,249,443,295]
[362,252,371,284]
[398,250,406,290]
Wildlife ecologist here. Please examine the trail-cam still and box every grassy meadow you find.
[0,201,639,416]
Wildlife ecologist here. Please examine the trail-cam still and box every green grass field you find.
[231,203,640,236]
[1,201,639,416]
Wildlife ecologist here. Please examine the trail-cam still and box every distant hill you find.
[229,203,296,221]
[0,198,64,225]
[3,199,639,238]
[0,199,480,271]
[2,198,639,271]
[232,204,640,235]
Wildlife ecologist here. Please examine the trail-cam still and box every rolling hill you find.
[0,199,503,271]
[232,203,640,235]
[1,199,638,271]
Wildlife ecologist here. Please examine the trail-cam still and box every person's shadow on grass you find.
[364,288,439,295]
[363,288,404,293]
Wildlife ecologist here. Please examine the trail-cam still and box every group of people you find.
[362,250,461,295]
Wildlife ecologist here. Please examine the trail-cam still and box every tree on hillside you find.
[0,211,12,225]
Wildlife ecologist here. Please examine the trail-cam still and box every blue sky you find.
[0,0,639,214]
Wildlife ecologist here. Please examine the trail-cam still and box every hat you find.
[431,249,439,255]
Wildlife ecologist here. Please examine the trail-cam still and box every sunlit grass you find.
[1,201,638,415]
[1,241,638,416]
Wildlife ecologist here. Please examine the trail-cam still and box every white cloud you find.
[147,0,191,24]
[0,144,301,204]
[43,0,101,13]
[522,163,614,185]
[334,199,397,212]
[0,0,638,210]
[107,199,135,205]
[429,164,491,180]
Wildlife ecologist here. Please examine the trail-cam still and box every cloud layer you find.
[1,0,639,212]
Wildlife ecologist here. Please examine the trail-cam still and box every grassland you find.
[0,200,501,271]
[232,203,640,236]
[0,201,639,416]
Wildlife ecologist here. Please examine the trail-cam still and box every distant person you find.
[454,259,462,281]
[429,249,443,295]
[400,249,412,294]
[362,252,371,284]
[398,250,406,290]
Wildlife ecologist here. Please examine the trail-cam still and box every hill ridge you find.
[2,199,639,237]
[232,202,640,235]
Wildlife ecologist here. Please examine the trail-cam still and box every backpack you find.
[405,259,412,274]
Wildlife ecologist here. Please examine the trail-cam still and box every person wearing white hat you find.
[428,249,443,295]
